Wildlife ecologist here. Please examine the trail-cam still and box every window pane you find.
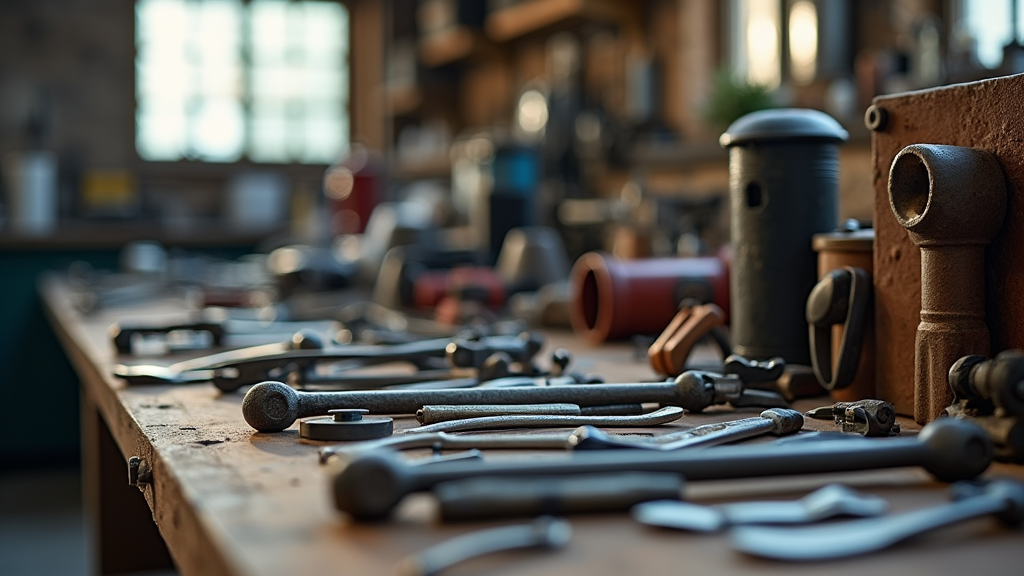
[136,0,348,163]
[963,0,1013,69]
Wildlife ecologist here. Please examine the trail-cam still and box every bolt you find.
[330,408,367,422]
[864,105,888,131]
[127,456,152,487]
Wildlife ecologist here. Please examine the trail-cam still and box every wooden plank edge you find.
[39,276,248,576]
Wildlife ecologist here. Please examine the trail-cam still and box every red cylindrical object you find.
[568,252,729,343]
[413,267,506,309]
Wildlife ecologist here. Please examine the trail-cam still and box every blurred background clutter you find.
[1,0,1023,573]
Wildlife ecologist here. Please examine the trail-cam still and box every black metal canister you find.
[720,108,848,364]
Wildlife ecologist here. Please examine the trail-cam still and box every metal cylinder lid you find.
[812,228,874,253]
[720,108,849,147]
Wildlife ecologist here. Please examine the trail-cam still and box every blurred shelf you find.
[419,26,493,67]
[0,221,284,251]
[486,0,635,42]
[393,154,451,180]
[386,84,423,117]
[628,141,728,170]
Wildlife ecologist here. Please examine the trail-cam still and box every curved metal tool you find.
[330,418,993,520]
[633,484,887,532]
[731,480,1024,561]
[806,266,872,390]
[570,408,802,451]
[405,406,683,434]
[395,516,571,576]
[319,411,793,463]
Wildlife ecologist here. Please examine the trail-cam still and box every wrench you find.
[319,410,794,462]
[730,479,1024,560]
[243,373,783,432]
[435,473,684,521]
[632,484,888,532]
[395,516,571,576]
[404,406,683,434]
[329,418,991,520]
[116,333,540,391]
[570,408,802,450]
[416,403,582,424]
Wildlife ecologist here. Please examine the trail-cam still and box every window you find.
[960,0,1023,69]
[135,0,349,164]
[730,0,783,88]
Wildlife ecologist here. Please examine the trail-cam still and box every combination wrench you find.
[244,373,786,432]
[329,418,992,520]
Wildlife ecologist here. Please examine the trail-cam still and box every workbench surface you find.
[41,277,1024,576]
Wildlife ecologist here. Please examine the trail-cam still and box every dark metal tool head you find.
[242,381,301,432]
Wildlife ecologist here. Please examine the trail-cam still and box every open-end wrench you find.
[319,410,792,463]
[633,484,888,532]
[116,332,540,391]
[329,418,992,520]
[570,408,802,451]
[404,406,683,434]
[730,479,1024,560]
[243,373,783,432]
[673,370,788,412]
[395,516,571,576]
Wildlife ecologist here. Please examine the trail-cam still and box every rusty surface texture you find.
[871,73,1024,422]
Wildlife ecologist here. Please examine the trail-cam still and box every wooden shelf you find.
[486,0,635,42]
[393,154,451,180]
[419,26,489,67]
[628,141,728,170]
[0,221,284,251]
[386,83,423,117]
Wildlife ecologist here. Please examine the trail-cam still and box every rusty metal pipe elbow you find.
[887,144,1007,422]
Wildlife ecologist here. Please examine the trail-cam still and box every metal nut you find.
[864,105,888,131]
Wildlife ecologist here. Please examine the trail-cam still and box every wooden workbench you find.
[41,277,1024,576]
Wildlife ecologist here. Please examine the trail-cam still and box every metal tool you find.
[633,484,887,532]
[721,354,785,383]
[436,473,684,521]
[416,403,581,424]
[405,406,683,434]
[730,479,1024,560]
[805,400,900,436]
[948,351,1024,418]
[672,370,788,413]
[115,332,540,392]
[319,431,580,464]
[110,312,342,355]
[570,408,802,451]
[648,302,728,376]
[330,418,992,520]
[806,267,872,391]
[298,409,393,441]
[395,516,571,576]
[242,371,785,432]
[320,410,796,462]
